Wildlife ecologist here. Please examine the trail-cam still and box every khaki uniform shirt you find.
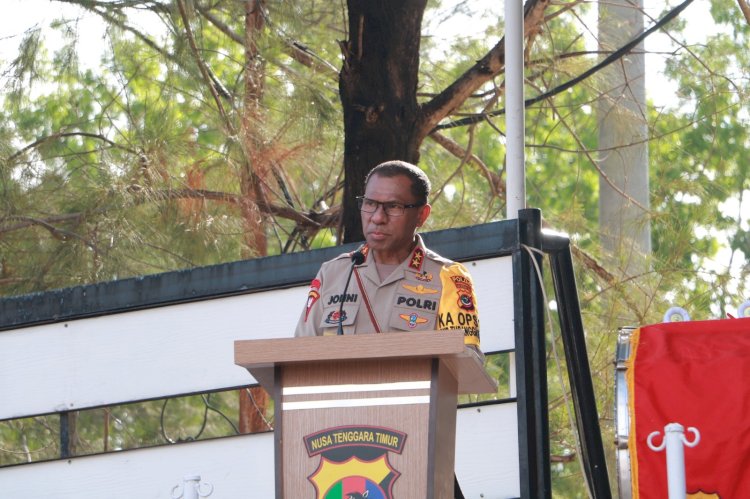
[294,235,480,348]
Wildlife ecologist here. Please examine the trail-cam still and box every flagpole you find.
[505,0,525,408]
[505,0,526,220]
[647,423,701,499]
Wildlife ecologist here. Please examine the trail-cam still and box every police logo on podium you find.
[303,425,407,498]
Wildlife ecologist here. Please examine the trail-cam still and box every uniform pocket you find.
[389,292,438,331]
[320,303,359,334]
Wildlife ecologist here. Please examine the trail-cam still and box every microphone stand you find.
[337,250,365,335]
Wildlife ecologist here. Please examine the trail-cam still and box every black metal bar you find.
[513,235,534,498]
[1,220,518,331]
[542,232,612,498]
[60,411,70,459]
[514,208,551,498]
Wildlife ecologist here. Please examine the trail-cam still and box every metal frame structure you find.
[1,211,610,498]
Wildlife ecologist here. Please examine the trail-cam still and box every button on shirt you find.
[294,235,480,348]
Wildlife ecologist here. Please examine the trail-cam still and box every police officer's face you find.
[361,174,431,264]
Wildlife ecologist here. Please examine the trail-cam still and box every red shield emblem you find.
[304,425,407,499]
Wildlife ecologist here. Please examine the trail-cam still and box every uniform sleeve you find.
[437,262,481,349]
[294,267,325,337]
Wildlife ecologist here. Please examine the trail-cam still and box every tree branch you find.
[54,0,176,63]
[124,187,338,229]
[435,0,695,131]
[195,3,245,45]
[194,3,339,77]
[176,0,233,131]
[6,132,137,163]
[0,186,339,240]
[0,215,100,252]
[417,0,550,139]
[428,132,504,197]
[0,213,85,233]
[738,0,750,25]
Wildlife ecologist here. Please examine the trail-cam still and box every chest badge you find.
[325,310,347,325]
[399,313,428,328]
[414,271,433,282]
[402,283,438,294]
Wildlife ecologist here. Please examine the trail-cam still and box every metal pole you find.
[505,0,526,219]
[647,423,700,499]
[515,209,550,498]
[543,233,612,498]
[60,411,71,458]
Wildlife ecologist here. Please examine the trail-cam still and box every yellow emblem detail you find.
[402,283,438,294]
[399,313,428,328]
[415,271,433,282]
[309,456,391,496]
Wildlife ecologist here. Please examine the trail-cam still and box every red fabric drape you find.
[628,317,750,498]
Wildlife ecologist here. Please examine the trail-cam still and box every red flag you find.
[628,317,750,498]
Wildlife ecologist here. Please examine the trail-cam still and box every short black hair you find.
[364,160,431,205]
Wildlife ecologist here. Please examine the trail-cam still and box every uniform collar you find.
[357,234,427,285]
[359,234,425,268]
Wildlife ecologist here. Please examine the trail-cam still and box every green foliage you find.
[2,1,750,496]
[0,390,245,466]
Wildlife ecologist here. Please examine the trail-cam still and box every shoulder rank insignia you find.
[408,247,424,271]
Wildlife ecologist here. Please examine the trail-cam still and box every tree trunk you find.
[339,0,428,242]
[597,0,651,277]
[239,0,269,258]
[239,0,270,433]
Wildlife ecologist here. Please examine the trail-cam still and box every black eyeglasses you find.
[356,196,425,217]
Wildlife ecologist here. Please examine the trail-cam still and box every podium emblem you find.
[304,425,407,498]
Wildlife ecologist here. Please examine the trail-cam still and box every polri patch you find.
[450,275,476,311]
[304,425,406,498]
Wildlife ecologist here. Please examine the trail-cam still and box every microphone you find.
[337,249,366,335]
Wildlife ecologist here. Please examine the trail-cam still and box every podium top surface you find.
[234,330,497,394]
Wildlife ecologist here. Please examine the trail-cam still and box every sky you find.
[0,0,719,108]
[1,1,744,308]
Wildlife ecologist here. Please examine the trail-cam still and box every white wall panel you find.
[456,402,520,498]
[0,433,274,499]
[0,287,304,420]
[467,256,515,352]
[0,257,512,420]
[0,403,518,498]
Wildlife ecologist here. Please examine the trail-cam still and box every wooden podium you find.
[234,330,497,498]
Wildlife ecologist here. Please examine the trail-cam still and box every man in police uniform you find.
[295,160,480,349]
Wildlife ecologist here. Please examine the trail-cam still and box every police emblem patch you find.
[304,426,406,499]
[325,310,347,325]
[450,275,476,311]
[399,312,428,328]
[305,279,322,322]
